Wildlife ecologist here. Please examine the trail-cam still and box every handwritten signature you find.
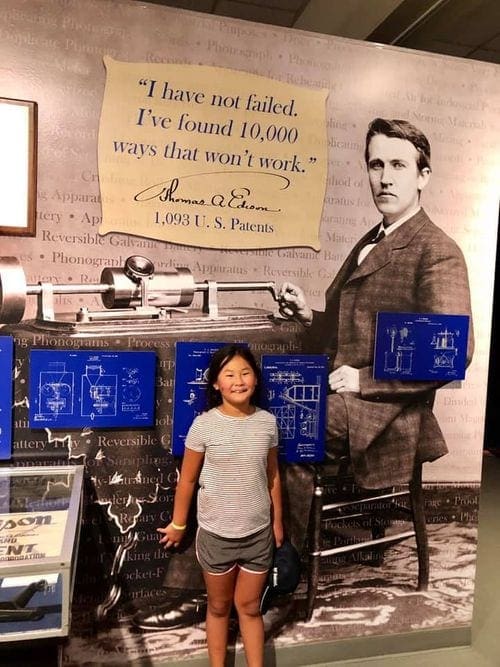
[134,171,290,213]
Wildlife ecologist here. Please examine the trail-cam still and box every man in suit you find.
[134,117,474,631]
[278,117,474,493]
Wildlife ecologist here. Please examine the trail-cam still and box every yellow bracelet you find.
[171,521,187,530]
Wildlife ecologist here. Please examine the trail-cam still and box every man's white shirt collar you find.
[380,205,422,236]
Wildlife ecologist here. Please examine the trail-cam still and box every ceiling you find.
[140,0,500,64]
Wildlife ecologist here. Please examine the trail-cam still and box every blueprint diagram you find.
[29,350,156,428]
[382,324,416,374]
[374,312,470,381]
[38,362,74,418]
[0,336,13,460]
[172,341,226,456]
[81,364,117,418]
[262,355,328,463]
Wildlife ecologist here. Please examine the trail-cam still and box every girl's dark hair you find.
[206,344,262,409]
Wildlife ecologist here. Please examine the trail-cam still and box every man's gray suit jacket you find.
[307,208,474,489]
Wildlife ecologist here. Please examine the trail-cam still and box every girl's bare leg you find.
[234,569,268,667]
[203,567,238,667]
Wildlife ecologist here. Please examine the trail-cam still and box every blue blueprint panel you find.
[0,336,14,460]
[262,355,328,463]
[172,342,226,456]
[374,312,470,381]
[29,350,156,428]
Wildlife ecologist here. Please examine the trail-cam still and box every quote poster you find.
[98,57,328,250]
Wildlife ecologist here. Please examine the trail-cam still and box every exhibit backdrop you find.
[0,0,499,664]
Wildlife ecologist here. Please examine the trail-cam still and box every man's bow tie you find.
[357,227,386,265]
[371,227,386,244]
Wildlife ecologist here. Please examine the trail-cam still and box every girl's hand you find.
[273,519,284,548]
[157,523,186,549]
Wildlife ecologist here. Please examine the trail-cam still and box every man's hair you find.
[365,118,431,172]
[205,344,262,409]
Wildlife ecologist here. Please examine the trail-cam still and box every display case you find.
[0,465,83,642]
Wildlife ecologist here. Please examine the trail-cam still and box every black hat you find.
[260,540,301,614]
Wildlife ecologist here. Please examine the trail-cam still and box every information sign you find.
[29,350,156,428]
[374,312,470,381]
[172,342,226,456]
[262,354,328,463]
[0,336,13,460]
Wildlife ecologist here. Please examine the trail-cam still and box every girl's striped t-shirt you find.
[186,407,278,538]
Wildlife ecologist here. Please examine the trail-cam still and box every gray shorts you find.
[196,525,273,575]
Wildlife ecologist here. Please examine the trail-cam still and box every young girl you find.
[158,344,283,667]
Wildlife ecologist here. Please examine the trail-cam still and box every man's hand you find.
[277,282,313,326]
[329,365,360,393]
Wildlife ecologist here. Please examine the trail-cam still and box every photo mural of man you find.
[133,117,475,632]
[278,117,474,536]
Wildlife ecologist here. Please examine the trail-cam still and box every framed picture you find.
[0,97,37,236]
